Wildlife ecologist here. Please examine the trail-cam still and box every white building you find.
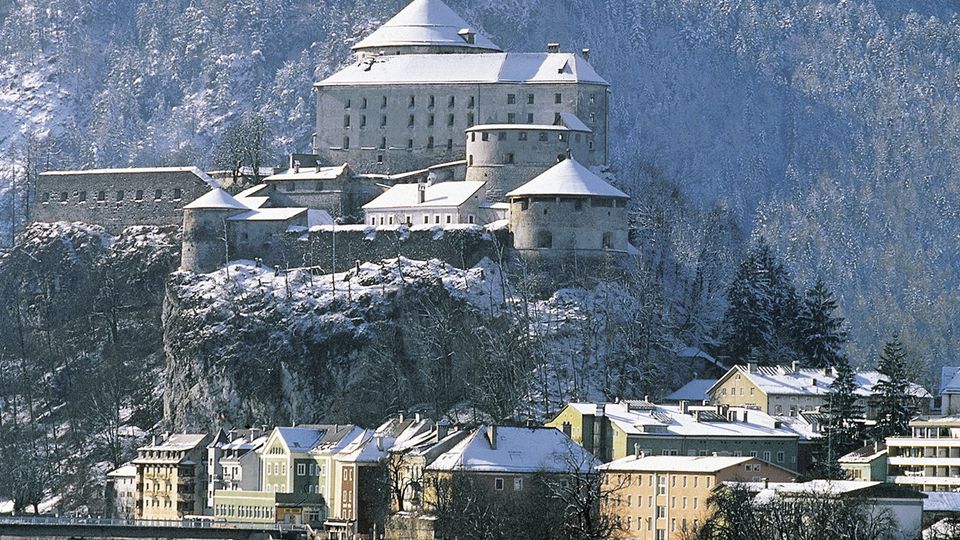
[362,181,486,227]
[886,417,960,492]
[105,463,137,519]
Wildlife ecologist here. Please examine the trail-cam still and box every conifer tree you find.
[799,277,847,369]
[872,334,913,441]
[814,357,863,478]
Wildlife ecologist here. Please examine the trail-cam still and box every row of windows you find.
[611,493,701,511]
[616,515,698,537]
[531,231,615,250]
[344,112,476,129]
[344,93,572,110]
[339,136,457,152]
[216,504,274,519]
[492,477,523,491]
[517,197,621,211]
[472,129,584,143]
[369,214,476,226]
[41,188,182,204]
[295,463,324,476]
[266,462,287,476]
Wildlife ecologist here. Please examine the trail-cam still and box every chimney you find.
[487,425,498,450]
[679,401,689,415]
[596,403,606,417]
[417,182,426,204]
[643,395,650,403]
[747,362,758,374]
[458,28,476,44]
[437,422,450,440]
[743,410,748,423]
[874,440,880,453]
[791,360,800,373]
[547,42,560,53]
[634,443,641,458]
[415,412,421,423]
[152,435,157,446]
[293,160,301,173]
[376,435,384,451]
[581,48,591,61]
[763,478,769,489]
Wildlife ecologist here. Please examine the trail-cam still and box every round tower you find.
[180,189,249,273]
[506,157,630,257]
[465,120,593,201]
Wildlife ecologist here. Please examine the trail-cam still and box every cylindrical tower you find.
[180,189,248,273]
[465,122,593,201]
[506,157,630,257]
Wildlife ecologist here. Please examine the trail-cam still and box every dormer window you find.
[458,28,476,44]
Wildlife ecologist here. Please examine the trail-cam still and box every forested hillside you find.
[2,1,959,376]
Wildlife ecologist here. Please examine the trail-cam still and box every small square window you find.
[495,478,504,490]
[527,94,534,104]
[555,93,562,104]
[507,94,516,104]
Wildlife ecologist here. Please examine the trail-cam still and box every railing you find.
[0,515,304,531]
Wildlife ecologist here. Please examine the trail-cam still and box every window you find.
[777,451,785,463]
[507,113,516,124]
[116,190,124,201]
[446,215,452,224]
[345,98,351,109]
[468,154,473,165]
[656,506,666,518]
[494,478,504,491]
[153,189,162,200]
[78,191,87,202]
[482,132,489,142]
[409,95,415,108]
[513,478,523,491]
[468,215,474,224]
[360,115,367,128]
[539,132,548,142]
[507,94,516,104]
[389,216,394,225]
[343,136,350,150]
[135,189,143,201]
[447,114,455,126]
[380,115,387,127]
[380,137,387,149]
[467,112,474,126]
[424,216,429,224]
[468,96,475,108]
[527,113,534,123]
[498,131,506,141]
[446,139,453,151]
[58,191,68,202]
[448,96,456,108]
[41,192,50,203]
[518,131,528,141]
[428,95,435,108]
[297,464,306,476]
[536,231,553,249]
[344,115,351,127]
[377,154,383,163]
[428,114,435,126]
[763,451,772,462]
[407,139,413,149]
[505,153,514,164]
[683,496,687,508]
[471,132,476,142]
[602,232,613,249]
[657,476,666,495]
[408,114,415,127]
[528,93,535,104]
[361,97,368,109]
[555,93,562,104]
[427,136,434,149]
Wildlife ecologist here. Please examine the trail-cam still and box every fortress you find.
[30,0,635,275]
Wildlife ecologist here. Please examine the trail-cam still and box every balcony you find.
[887,475,960,486]
[888,457,960,467]
[887,437,960,446]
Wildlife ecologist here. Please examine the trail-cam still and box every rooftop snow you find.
[352,0,501,52]
[140,433,208,451]
[265,164,349,182]
[106,464,137,478]
[275,427,325,451]
[558,112,592,132]
[941,366,960,395]
[227,208,308,222]
[41,166,222,189]
[506,158,629,199]
[183,188,248,210]
[838,443,887,463]
[714,365,931,399]
[318,53,607,86]
[427,426,598,474]
[599,455,761,473]
[666,379,717,402]
[363,181,485,210]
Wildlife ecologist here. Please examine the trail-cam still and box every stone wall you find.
[232,224,507,272]
[31,168,216,234]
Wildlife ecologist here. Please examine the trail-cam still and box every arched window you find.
[602,232,613,249]
[536,231,553,249]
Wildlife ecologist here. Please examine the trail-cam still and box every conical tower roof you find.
[183,188,248,210]
[353,0,501,53]
[506,158,629,199]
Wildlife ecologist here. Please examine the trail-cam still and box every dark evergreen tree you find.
[720,238,802,364]
[799,277,847,369]
[812,358,864,479]
[872,334,913,441]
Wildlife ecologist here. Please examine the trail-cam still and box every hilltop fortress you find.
[30,0,635,276]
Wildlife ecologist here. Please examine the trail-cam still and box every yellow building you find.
[133,433,211,520]
[599,455,796,540]
[707,363,930,418]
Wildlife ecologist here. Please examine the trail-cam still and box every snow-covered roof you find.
[426,426,598,474]
[227,208,308,222]
[564,402,798,439]
[352,0,501,53]
[265,164,350,182]
[838,443,887,464]
[922,491,960,512]
[275,427,325,452]
[940,367,960,395]
[41,166,221,189]
[363,181,485,210]
[319,52,607,86]
[505,158,629,199]
[107,464,137,478]
[183,188,248,210]
[676,346,724,367]
[710,365,931,399]
[139,433,208,451]
[737,480,926,503]
[557,112,592,132]
[599,455,766,473]
[666,379,717,402]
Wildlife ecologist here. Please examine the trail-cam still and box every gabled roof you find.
[318,53,607,87]
[599,455,793,475]
[505,158,628,199]
[273,427,325,453]
[352,0,501,53]
[666,379,717,402]
[107,464,137,478]
[941,367,960,395]
[707,364,931,400]
[40,166,221,189]
[426,426,598,474]
[183,188,248,210]
[265,164,350,182]
[838,443,887,464]
[139,433,209,451]
[363,181,485,210]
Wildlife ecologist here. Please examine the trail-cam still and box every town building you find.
[104,463,137,519]
[886,416,960,492]
[132,433,211,520]
[839,442,888,481]
[314,0,609,177]
[599,455,796,539]
[31,167,221,234]
[664,379,717,404]
[938,366,960,415]
[707,363,931,418]
[546,401,804,471]
[207,428,268,511]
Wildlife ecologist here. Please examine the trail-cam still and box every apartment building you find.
[599,455,796,539]
[886,417,960,492]
[132,433,211,520]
